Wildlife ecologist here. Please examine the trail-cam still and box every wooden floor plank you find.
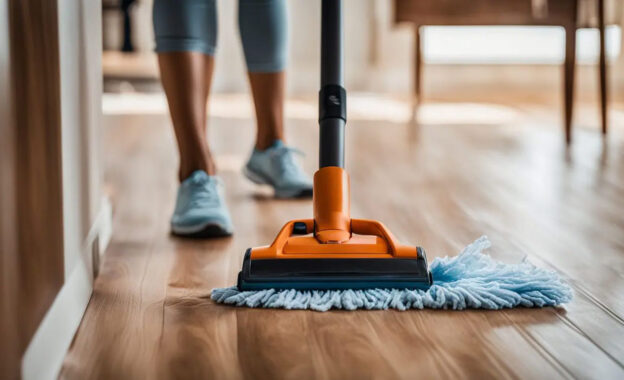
[61,95,624,379]
[351,116,624,375]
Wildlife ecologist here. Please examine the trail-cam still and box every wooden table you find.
[394,0,608,143]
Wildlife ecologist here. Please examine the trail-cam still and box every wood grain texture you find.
[0,1,19,377]
[61,93,624,379]
[2,1,64,378]
[394,0,578,26]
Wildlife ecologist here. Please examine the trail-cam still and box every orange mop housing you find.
[252,167,420,259]
[236,165,432,291]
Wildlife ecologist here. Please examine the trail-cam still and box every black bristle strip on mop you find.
[237,248,432,291]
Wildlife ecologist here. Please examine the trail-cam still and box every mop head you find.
[211,236,573,311]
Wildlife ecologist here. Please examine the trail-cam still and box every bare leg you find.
[158,51,216,180]
[248,71,286,150]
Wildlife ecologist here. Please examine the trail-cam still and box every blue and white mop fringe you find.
[211,236,573,312]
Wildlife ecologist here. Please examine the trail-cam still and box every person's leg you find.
[158,53,216,179]
[154,0,233,236]
[239,0,312,198]
[248,72,285,150]
[238,0,288,150]
[154,0,218,180]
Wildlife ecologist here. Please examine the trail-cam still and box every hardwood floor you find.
[60,94,624,379]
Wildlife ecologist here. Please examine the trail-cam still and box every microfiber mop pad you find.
[211,236,573,312]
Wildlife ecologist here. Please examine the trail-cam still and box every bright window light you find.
[422,26,621,64]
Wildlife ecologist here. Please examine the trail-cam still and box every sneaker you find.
[171,170,233,238]
[243,140,313,198]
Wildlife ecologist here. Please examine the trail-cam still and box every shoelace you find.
[270,145,305,177]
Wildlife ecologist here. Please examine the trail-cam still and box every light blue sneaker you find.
[243,140,313,198]
[171,170,233,238]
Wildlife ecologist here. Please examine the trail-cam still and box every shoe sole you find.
[171,223,233,239]
[243,167,313,199]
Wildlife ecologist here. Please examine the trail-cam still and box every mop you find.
[211,236,572,312]
[211,1,572,311]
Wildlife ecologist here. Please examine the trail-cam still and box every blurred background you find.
[101,0,623,110]
[2,1,624,379]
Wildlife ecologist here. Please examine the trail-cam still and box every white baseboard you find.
[21,196,113,380]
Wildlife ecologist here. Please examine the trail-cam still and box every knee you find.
[239,0,288,72]
[153,0,218,56]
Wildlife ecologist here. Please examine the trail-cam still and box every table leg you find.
[412,25,422,121]
[564,24,576,144]
[598,0,608,135]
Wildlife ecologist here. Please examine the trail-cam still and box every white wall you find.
[58,0,103,278]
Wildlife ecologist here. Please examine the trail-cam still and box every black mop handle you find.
[319,0,346,169]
